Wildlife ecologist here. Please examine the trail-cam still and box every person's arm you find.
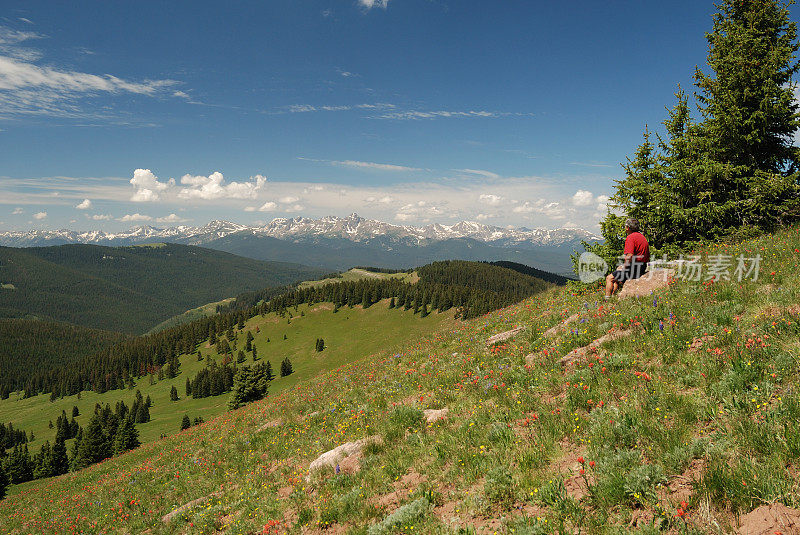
[622,235,634,267]
[622,252,633,267]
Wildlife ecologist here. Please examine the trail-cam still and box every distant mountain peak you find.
[0,214,602,249]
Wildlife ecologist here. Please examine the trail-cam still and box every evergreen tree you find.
[585,0,800,261]
[4,444,33,484]
[228,363,271,409]
[0,462,7,500]
[134,402,150,424]
[265,360,274,381]
[280,357,293,377]
[33,441,54,479]
[72,406,79,417]
[185,377,192,396]
[181,415,191,431]
[112,417,140,455]
[389,296,395,309]
[252,345,258,361]
[237,350,246,363]
[51,436,69,476]
[170,385,179,401]
[73,414,110,469]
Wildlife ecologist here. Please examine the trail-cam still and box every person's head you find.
[625,218,640,234]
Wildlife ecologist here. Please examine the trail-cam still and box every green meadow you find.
[0,299,455,491]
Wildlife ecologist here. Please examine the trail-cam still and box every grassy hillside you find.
[298,268,417,289]
[0,300,455,465]
[0,243,324,333]
[5,227,800,533]
[146,298,236,334]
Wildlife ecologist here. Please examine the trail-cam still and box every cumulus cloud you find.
[365,195,394,204]
[395,200,445,223]
[258,201,278,211]
[91,214,112,220]
[33,211,46,220]
[118,213,152,222]
[358,0,389,9]
[178,172,266,200]
[75,198,92,209]
[479,194,503,206]
[284,204,305,213]
[130,168,173,202]
[279,196,300,204]
[12,207,23,215]
[156,213,188,223]
[572,190,594,207]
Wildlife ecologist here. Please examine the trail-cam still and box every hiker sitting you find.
[605,218,650,299]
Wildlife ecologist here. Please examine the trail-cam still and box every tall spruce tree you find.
[586,0,800,262]
[74,414,111,469]
[112,416,140,455]
[0,461,7,499]
[51,436,69,476]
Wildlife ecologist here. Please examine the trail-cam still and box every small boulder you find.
[486,327,524,345]
[423,408,448,423]
[618,268,674,299]
[307,436,380,479]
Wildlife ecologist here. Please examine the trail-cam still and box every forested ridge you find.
[0,243,324,333]
[0,260,555,399]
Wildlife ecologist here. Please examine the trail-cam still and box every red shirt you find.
[623,231,650,265]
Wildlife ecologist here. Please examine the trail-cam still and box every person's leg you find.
[605,273,616,297]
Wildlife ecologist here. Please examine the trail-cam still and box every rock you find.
[559,328,634,366]
[257,418,282,432]
[423,408,448,423]
[486,327,524,345]
[737,503,800,535]
[618,268,674,299]
[307,436,381,479]
[543,314,580,338]
[161,490,225,523]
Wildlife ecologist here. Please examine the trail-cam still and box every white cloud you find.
[373,110,498,120]
[0,26,181,119]
[178,172,266,200]
[332,160,423,172]
[358,0,389,9]
[365,195,395,204]
[33,211,46,220]
[156,213,188,223]
[572,190,594,207]
[258,201,277,211]
[479,194,503,206]
[596,195,610,211]
[476,213,489,221]
[75,198,92,209]
[91,214,112,220]
[279,196,300,204]
[12,207,23,215]
[459,169,501,180]
[130,168,173,202]
[513,201,536,214]
[118,213,152,222]
[284,204,305,213]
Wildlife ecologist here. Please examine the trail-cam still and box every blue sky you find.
[2,0,795,231]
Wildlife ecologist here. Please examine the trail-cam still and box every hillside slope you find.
[0,243,324,333]
[3,228,800,533]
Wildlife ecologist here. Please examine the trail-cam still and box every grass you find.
[0,300,455,493]
[147,297,237,334]
[4,226,800,533]
[298,268,416,289]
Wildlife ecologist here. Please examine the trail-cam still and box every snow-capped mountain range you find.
[0,213,601,248]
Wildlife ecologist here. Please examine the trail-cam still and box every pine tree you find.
[181,415,191,431]
[280,357,293,377]
[585,0,800,262]
[237,350,246,363]
[72,406,79,417]
[112,417,140,455]
[33,440,53,479]
[134,402,150,424]
[0,461,8,500]
[51,436,69,476]
[170,385,179,401]
[4,444,33,484]
[185,377,192,396]
[74,415,110,469]
[389,296,396,309]
[265,360,274,381]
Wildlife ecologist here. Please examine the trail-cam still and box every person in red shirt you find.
[605,218,649,298]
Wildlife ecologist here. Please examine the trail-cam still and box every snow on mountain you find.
[0,213,601,248]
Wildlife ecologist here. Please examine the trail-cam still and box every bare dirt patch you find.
[688,335,716,353]
[371,469,428,510]
[737,503,800,535]
[660,458,705,504]
[423,407,449,423]
[258,418,283,432]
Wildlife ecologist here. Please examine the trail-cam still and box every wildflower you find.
[577,456,585,464]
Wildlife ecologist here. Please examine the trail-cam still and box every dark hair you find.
[625,218,640,232]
